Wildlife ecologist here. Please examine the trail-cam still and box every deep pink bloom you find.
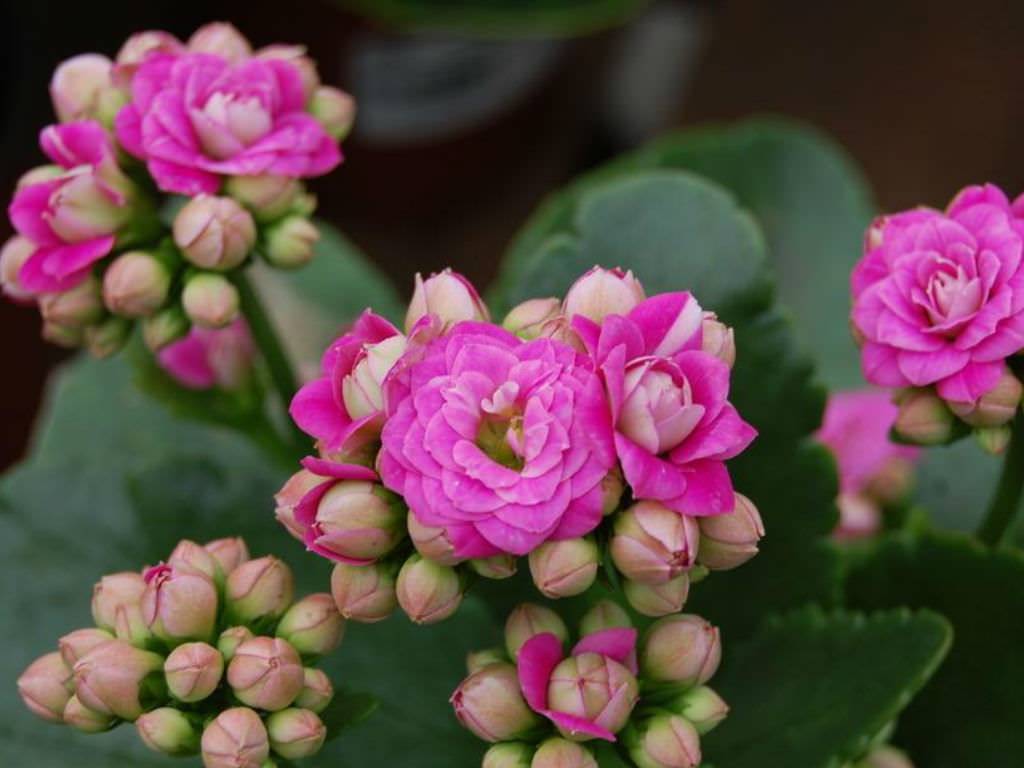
[157,318,254,390]
[378,322,616,557]
[851,184,1024,404]
[573,293,756,517]
[115,52,340,195]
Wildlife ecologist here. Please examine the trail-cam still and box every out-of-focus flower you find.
[309,86,357,141]
[158,319,254,391]
[181,272,240,328]
[50,54,122,125]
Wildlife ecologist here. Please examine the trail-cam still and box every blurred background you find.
[4,0,1024,470]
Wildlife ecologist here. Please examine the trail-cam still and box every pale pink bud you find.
[173,195,256,271]
[404,269,489,333]
[483,742,533,768]
[949,367,1023,427]
[188,22,252,62]
[204,537,250,577]
[396,554,463,624]
[50,54,113,123]
[225,556,295,627]
[626,713,702,768]
[562,266,646,323]
[218,626,255,662]
[137,707,201,755]
[276,593,345,657]
[17,652,72,723]
[861,746,915,768]
[17,164,64,190]
[263,215,319,269]
[466,648,508,674]
[102,250,171,317]
[266,708,326,759]
[182,273,240,328]
[42,320,84,349]
[548,653,639,736]
[39,274,104,326]
[275,469,322,541]
[257,45,320,100]
[504,603,569,660]
[667,686,729,735]
[408,514,461,566]
[528,537,599,598]
[611,501,700,584]
[976,424,1012,455]
[227,636,304,711]
[225,175,303,222]
[58,627,114,667]
[538,314,587,353]
[503,298,561,339]
[295,667,334,713]
[84,316,133,358]
[311,481,406,561]
[330,561,397,623]
[200,707,270,768]
[1,236,37,301]
[601,468,625,516]
[579,600,632,637]
[697,493,764,571]
[893,390,954,445]
[165,642,224,703]
[113,31,184,88]
[835,493,882,541]
[641,614,721,686]
[309,86,356,141]
[342,334,408,419]
[143,306,190,351]
[531,737,598,768]
[623,573,690,617]
[451,662,541,742]
[91,571,151,645]
[619,357,706,455]
[63,694,115,733]
[73,639,165,720]
[168,538,223,583]
[469,554,518,580]
[47,170,131,243]
[701,312,736,368]
[142,564,219,645]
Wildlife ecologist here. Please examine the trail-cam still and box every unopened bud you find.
[182,273,240,328]
[225,556,295,628]
[225,175,303,222]
[39,274,104,326]
[623,573,690,617]
[276,593,345,658]
[626,713,702,768]
[91,571,150,645]
[976,424,1012,455]
[227,636,304,711]
[58,627,114,667]
[858,746,915,768]
[612,501,699,584]
[174,195,256,271]
[263,215,319,269]
[137,707,201,755]
[42,320,84,348]
[893,390,954,445]
[50,53,114,123]
[503,298,561,339]
[505,603,569,660]
[1,236,37,301]
[275,469,321,541]
[601,468,625,516]
[396,554,463,624]
[63,694,115,732]
[17,165,64,190]
[266,708,326,759]
[330,561,397,623]
[405,269,489,333]
[641,614,721,686]
[84,316,132,358]
[200,707,270,768]
[17,652,72,723]
[666,686,729,735]
[103,250,172,317]
[465,648,507,675]
[407,514,461,566]
[451,662,541,742]
[295,667,334,713]
[470,554,518,580]
[205,536,250,577]
[113,31,184,87]
[168,538,223,583]
[188,22,252,62]
[165,642,224,703]
[579,600,632,637]
[697,493,764,571]
[142,564,219,645]
[73,639,165,720]
[700,312,735,368]
[531,738,598,768]
[949,367,1023,427]
[562,266,645,323]
[484,742,533,768]
[218,626,254,662]
[528,537,599,598]
[310,481,406,562]
[143,306,190,351]
[309,86,356,141]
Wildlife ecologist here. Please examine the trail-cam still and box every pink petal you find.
[670,403,757,464]
[18,237,114,293]
[616,433,688,502]
[665,459,735,517]
[517,633,564,712]
[300,456,378,481]
[861,342,911,387]
[896,347,970,386]
[147,157,220,195]
[572,628,638,673]
[114,104,146,158]
[290,379,348,446]
[935,360,1004,404]
[628,292,703,356]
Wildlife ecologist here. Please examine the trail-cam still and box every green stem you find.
[977,411,1024,546]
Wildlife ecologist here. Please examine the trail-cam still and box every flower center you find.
[477,382,525,470]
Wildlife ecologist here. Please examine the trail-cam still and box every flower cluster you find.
[17,537,347,766]
[1,22,353,362]
[278,266,761,624]
[451,601,726,768]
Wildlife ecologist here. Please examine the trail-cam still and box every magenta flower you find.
[157,318,254,390]
[851,184,1024,404]
[379,322,616,557]
[115,52,340,195]
[573,293,756,517]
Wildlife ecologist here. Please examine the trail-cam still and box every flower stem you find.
[977,411,1024,546]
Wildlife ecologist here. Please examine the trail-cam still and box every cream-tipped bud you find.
[949,367,1023,427]
[187,22,252,62]
[484,742,534,768]
[164,642,224,703]
[309,86,356,141]
[174,195,256,271]
[504,603,569,661]
[601,468,625,516]
[330,561,398,623]
[641,614,721,686]
[407,514,461,566]
[404,269,489,333]
[531,738,598,768]
[623,573,690,617]
[469,554,518,580]
[227,637,304,712]
[562,266,645,323]
[137,707,201,755]
[39,274,104,326]
[666,686,729,735]
[503,298,561,340]
[696,493,764,571]
[50,54,115,123]
[225,556,295,628]
[450,662,542,742]
[276,593,346,658]
[200,707,270,768]
[256,45,319,100]
[611,501,699,584]
[700,312,736,368]
[58,627,114,667]
[168,538,224,583]
[893,390,954,445]
[182,273,240,329]
[579,600,632,637]
[1,236,37,302]
[528,537,599,598]
[263,216,319,269]
[225,175,303,222]
[625,713,702,768]
[218,626,255,662]
[396,554,463,625]
[103,250,172,317]
[204,536,250,577]
[266,708,326,759]
[17,652,73,723]
[63,694,115,733]
[295,667,334,713]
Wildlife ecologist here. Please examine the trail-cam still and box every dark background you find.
[4,0,1024,468]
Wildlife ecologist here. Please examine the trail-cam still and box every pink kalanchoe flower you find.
[115,50,341,195]
[573,292,757,517]
[157,318,254,390]
[379,322,617,557]
[851,183,1024,405]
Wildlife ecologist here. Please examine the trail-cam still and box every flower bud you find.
[309,86,356,140]
[17,165,64,190]
[611,502,699,584]
[696,493,764,571]
[17,652,72,722]
[225,556,295,628]
[330,561,397,623]
[1,236,36,301]
[263,215,319,269]
[949,368,1023,427]
[173,195,256,271]
[164,642,224,703]
[188,22,252,62]
[405,269,489,333]
[205,536,250,577]
[641,615,721,686]
[182,273,240,328]
[666,686,729,735]
[859,746,915,768]
[168,538,223,583]
[58,627,114,667]
[143,306,190,351]
[503,298,561,339]
[103,250,172,317]
[548,653,639,736]
[201,707,270,768]
[396,554,463,624]
[266,708,326,759]
[484,742,534,768]
[137,707,201,755]
[531,737,598,768]
[73,639,165,720]
[227,636,304,711]
[295,667,334,713]
[626,713,702,768]
[623,573,690,617]
[257,45,320,100]
[562,267,645,323]
[835,493,882,541]
[976,424,1012,455]
[579,600,632,637]
[466,648,508,674]
[700,312,735,368]
[63,694,115,732]
[275,469,321,541]
[407,514,461,566]
[91,571,150,645]
[42,320,84,348]
[528,537,599,598]
[142,564,219,645]
[218,626,255,662]
[505,603,569,660]
[893,390,954,445]
[50,54,113,123]
[276,593,345,658]
[311,481,406,561]
[84,316,132,358]
[113,31,184,87]
[470,554,518,580]
[39,274,104,326]
[225,175,303,222]
[342,334,408,419]
[601,468,625,516]
[451,662,542,742]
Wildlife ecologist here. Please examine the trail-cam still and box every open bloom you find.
[379,323,616,557]
[157,318,254,390]
[851,184,1024,404]
[573,292,756,516]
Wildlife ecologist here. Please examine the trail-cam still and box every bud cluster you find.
[17,536,347,766]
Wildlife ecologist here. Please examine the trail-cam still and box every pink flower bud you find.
[257,45,320,100]
[17,652,73,722]
[200,707,270,768]
[619,357,707,456]
[531,737,598,768]
[188,22,252,62]
[137,707,201,755]
[861,746,915,768]
[113,31,184,88]
[466,648,508,674]
[528,537,599,598]
[309,86,356,141]
[165,642,224,703]
[102,250,171,317]
[310,481,406,562]
[225,175,303,222]
[469,554,518,580]
[173,195,256,271]
[404,269,489,333]
[451,662,542,742]
[73,639,165,720]
[611,502,700,584]
[276,593,345,657]
[39,274,104,326]
[295,667,334,713]
[641,615,721,686]
[623,574,690,617]
[483,742,533,768]
[893,390,954,445]
[547,652,639,737]
[50,54,113,123]
[504,603,569,660]
[143,307,190,351]
[63,694,114,732]
[835,493,882,541]
[562,267,645,323]
[977,424,1013,454]
[168,539,223,583]
[700,312,735,368]
[142,564,219,645]
[579,600,632,637]
[667,686,729,735]
[275,469,321,541]
[91,571,150,645]
[407,514,461,566]
[330,561,397,623]
[601,469,625,516]
[1,236,37,301]
[697,493,764,571]
[204,537,250,577]
[342,335,408,420]
[227,636,304,711]
[218,626,254,662]
[182,273,241,328]
[16,164,64,190]
[263,215,319,269]
[266,708,326,759]
[84,316,133,358]
[42,320,84,349]
[46,169,132,243]
[503,298,562,339]
[58,627,114,667]
[396,554,463,624]
[949,367,1023,427]
[626,713,702,768]
[225,556,295,627]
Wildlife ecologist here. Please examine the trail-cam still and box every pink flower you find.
[379,323,616,557]
[115,52,340,195]
[8,122,137,293]
[851,184,1024,404]
[157,318,254,390]
[573,293,756,517]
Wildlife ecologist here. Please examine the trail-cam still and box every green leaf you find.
[844,530,1024,768]
[703,608,952,768]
